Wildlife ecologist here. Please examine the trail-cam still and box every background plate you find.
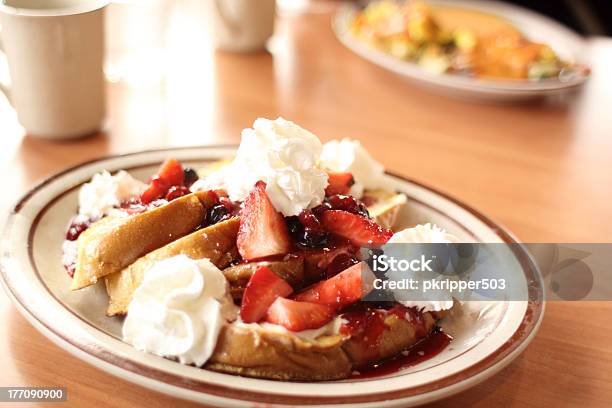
[333,0,590,102]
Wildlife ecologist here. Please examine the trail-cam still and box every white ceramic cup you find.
[0,0,108,139]
[209,0,275,52]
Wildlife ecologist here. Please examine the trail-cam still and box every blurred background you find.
[0,0,611,230]
[1,1,611,407]
[506,0,612,36]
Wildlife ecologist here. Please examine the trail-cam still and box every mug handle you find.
[0,27,12,104]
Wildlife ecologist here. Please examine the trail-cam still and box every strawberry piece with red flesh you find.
[141,158,185,203]
[294,262,366,309]
[141,176,167,204]
[237,181,292,260]
[320,210,393,247]
[158,158,184,187]
[325,172,355,196]
[240,265,293,323]
[265,297,334,331]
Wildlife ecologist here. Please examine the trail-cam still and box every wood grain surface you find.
[0,1,611,407]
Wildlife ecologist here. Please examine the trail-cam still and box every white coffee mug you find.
[209,0,275,52]
[0,0,108,139]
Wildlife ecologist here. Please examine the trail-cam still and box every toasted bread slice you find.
[71,193,206,290]
[207,304,452,381]
[207,322,352,381]
[193,190,221,208]
[223,257,305,301]
[105,217,240,316]
[342,310,437,366]
[364,189,407,230]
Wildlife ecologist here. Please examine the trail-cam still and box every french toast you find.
[207,323,352,381]
[62,121,456,383]
[105,217,240,316]
[71,193,206,290]
[206,305,447,380]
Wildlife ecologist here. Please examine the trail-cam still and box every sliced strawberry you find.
[140,158,185,204]
[240,266,294,323]
[158,158,184,187]
[140,176,168,204]
[237,181,292,260]
[320,210,392,247]
[265,297,334,331]
[294,262,365,309]
[325,172,355,196]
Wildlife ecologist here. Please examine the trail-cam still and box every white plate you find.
[0,147,544,407]
[333,0,590,102]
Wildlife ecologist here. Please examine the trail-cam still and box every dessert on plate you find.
[63,117,459,381]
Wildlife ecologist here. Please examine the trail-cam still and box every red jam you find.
[339,304,451,379]
[119,198,148,215]
[165,185,191,201]
[63,257,76,278]
[341,308,390,359]
[351,328,452,379]
[326,251,359,278]
[65,215,96,241]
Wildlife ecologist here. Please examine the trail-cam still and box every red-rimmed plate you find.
[0,146,544,407]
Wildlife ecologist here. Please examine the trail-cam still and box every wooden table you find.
[1,1,611,407]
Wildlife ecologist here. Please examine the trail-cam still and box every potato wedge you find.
[71,193,206,290]
[105,217,240,316]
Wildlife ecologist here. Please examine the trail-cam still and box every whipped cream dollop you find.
[388,223,460,244]
[234,316,345,342]
[320,138,390,198]
[385,223,460,312]
[122,255,237,366]
[193,117,328,216]
[78,170,145,219]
